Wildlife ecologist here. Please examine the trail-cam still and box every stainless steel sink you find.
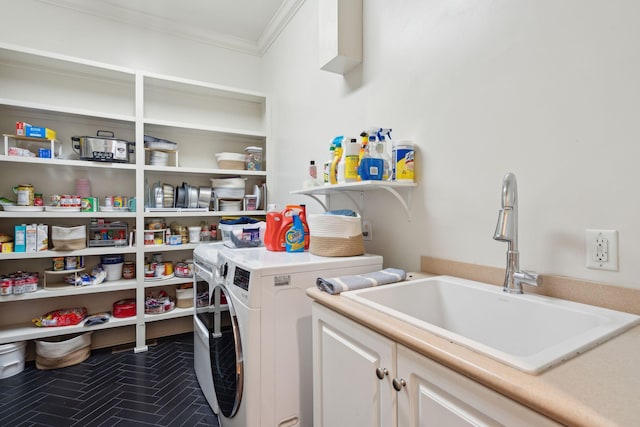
[342,275,640,374]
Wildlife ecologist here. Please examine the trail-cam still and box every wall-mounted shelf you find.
[291,181,417,219]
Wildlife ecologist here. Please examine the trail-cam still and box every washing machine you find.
[193,244,383,427]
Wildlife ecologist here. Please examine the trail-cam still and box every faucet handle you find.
[514,270,540,287]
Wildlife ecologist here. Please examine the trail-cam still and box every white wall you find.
[263,0,640,289]
[0,0,262,89]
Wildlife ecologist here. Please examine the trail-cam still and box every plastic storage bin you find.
[0,341,26,378]
[219,222,266,248]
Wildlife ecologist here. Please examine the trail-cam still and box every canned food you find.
[1,278,13,296]
[64,256,77,270]
[52,257,65,271]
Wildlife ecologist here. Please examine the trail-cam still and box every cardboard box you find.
[16,121,32,136]
[14,225,26,252]
[37,224,48,251]
[26,224,37,252]
[25,126,57,140]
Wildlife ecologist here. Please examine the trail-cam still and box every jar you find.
[122,262,135,279]
[34,193,44,206]
[245,146,263,171]
[13,184,34,206]
[144,231,154,245]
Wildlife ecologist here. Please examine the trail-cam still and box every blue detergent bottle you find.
[285,213,305,252]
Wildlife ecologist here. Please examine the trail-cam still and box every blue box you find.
[25,126,56,139]
[14,225,26,252]
[38,148,52,158]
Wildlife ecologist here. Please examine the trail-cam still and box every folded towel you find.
[316,268,406,295]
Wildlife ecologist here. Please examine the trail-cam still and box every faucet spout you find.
[493,173,539,293]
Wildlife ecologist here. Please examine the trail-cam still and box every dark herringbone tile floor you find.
[0,333,219,427]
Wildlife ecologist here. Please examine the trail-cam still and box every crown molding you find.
[36,0,305,57]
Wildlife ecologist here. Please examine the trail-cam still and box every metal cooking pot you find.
[72,130,134,163]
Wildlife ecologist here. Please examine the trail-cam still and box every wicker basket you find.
[308,213,364,257]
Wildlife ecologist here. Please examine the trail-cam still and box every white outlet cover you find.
[586,229,618,271]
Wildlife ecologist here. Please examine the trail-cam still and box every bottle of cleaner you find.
[330,136,343,185]
[357,132,369,181]
[376,129,393,181]
[343,137,360,182]
[303,160,319,188]
[323,144,335,184]
[359,135,384,180]
[285,213,305,252]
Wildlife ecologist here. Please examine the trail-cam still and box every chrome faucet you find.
[493,172,540,294]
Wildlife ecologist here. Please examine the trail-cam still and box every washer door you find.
[210,283,243,418]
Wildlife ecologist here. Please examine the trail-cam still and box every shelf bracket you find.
[377,185,413,220]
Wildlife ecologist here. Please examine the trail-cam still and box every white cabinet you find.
[312,303,395,427]
[0,44,268,352]
[312,303,560,427]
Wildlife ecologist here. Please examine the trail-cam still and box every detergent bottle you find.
[265,205,310,251]
[265,205,283,251]
[285,213,305,252]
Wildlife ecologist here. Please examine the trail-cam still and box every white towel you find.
[316,268,406,295]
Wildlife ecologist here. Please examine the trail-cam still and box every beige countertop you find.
[306,262,640,427]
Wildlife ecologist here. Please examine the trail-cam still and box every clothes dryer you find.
[193,245,382,427]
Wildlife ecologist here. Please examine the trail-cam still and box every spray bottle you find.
[360,134,384,180]
[376,128,393,181]
[323,144,335,185]
[330,136,343,185]
[357,131,369,181]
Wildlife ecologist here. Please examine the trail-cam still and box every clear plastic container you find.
[245,146,263,171]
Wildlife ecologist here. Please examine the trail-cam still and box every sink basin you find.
[342,275,640,374]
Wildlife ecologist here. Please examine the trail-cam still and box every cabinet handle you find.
[392,378,406,391]
[375,367,388,379]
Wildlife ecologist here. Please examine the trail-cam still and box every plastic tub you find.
[215,152,246,170]
[102,254,124,281]
[0,341,26,379]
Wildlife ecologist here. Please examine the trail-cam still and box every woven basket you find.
[308,213,364,257]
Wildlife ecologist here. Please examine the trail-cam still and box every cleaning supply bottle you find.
[361,134,384,180]
[285,213,305,252]
[323,144,335,184]
[357,132,369,181]
[303,160,319,188]
[330,136,343,185]
[376,128,393,181]
[343,137,360,182]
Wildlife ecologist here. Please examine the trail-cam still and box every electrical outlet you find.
[362,220,372,241]
[586,229,618,271]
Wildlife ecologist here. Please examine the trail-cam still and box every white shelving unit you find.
[0,43,269,352]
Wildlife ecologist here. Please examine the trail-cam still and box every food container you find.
[72,131,134,163]
[101,254,124,281]
[244,146,263,171]
[215,152,246,170]
[122,261,135,280]
[113,299,136,318]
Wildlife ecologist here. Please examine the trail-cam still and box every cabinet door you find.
[396,345,560,427]
[312,303,396,427]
